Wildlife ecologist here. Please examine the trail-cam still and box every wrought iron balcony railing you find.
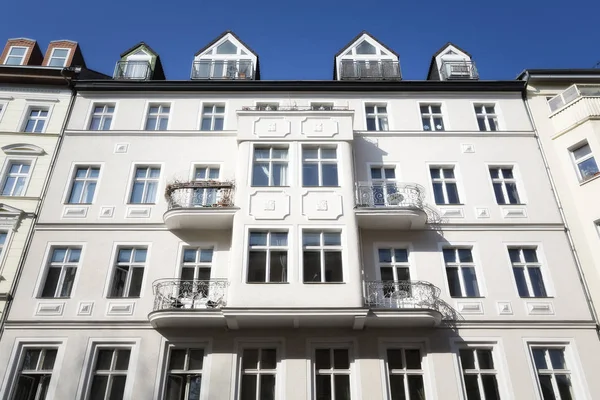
[365,280,441,310]
[339,60,401,80]
[153,279,228,311]
[191,60,254,80]
[240,105,350,111]
[439,60,479,80]
[113,61,152,80]
[165,181,234,210]
[355,182,425,209]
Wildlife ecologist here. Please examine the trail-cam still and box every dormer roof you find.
[333,31,400,80]
[194,31,259,58]
[427,42,477,81]
[115,42,165,80]
[334,31,399,59]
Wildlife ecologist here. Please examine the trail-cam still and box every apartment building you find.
[0,38,104,333]
[0,31,599,400]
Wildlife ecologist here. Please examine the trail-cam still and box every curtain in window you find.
[273,163,287,186]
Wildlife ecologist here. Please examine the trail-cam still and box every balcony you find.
[365,281,449,327]
[240,105,350,112]
[548,85,600,133]
[354,182,428,229]
[163,181,237,230]
[439,60,479,80]
[339,60,401,80]
[113,61,152,80]
[191,60,253,80]
[149,279,229,329]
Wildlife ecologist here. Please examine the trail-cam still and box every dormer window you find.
[192,32,258,80]
[428,43,479,81]
[334,32,400,80]
[114,43,165,81]
[48,48,69,67]
[5,47,27,65]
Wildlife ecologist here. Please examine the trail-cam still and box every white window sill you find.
[579,174,600,186]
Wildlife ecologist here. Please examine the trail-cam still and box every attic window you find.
[48,48,69,67]
[5,47,27,65]
[356,41,376,55]
[216,40,237,54]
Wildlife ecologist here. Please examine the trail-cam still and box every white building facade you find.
[1,32,599,400]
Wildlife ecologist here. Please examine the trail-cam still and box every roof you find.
[517,69,600,80]
[49,39,78,45]
[194,30,259,58]
[119,41,160,58]
[333,31,399,59]
[426,42,472,80]
[7,37,36,42]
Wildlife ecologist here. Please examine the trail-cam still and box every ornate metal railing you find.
[153,279,229,311]
[165,181,234,210]
[240,105,350,111]
[339,60,401,80]
[440,61,478,80]
[191,60,254,80]
[355,182,425,209]
[113,61,152,80]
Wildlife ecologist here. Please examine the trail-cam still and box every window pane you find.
[387,349,403,370]
[96,349,113,370]
[549,349,566,369]
[477,350,494,369]
[528,268,547,297]
[513,267,529,297]
[133,249,147,263]
[169,349,186,370]
[380,268,393,281]
[303,251,321,282]
[316,375,332,400]
[578,157,599,179]
[322,164,338,186]
[188,376,201,400]
[333,349,349,369]
[90,376,108,400]
[324,252,343,282]
[200,118,212,131]
[446,267,462,297]
[242,349,259,370]
[493,183,505,204]
[260,375,276,400]
[481,375,500,400]
[42,349,57,370]
[41,268,60,297]
[432,183,445,204]
[366,117,376,131]
[506,182,520,204]
[538,375,556,400]
[446,183,460,204]
[249,232,268,246]
[370,168,382,180]
[463,375,482,400]
[199,249,213,262]
[270,232,288,246]
[459,349,475,370]
[443,249,456,263]
[323,232,341,246]
[240,375,257,400]
[378,249,392,263]
[252,163,269,186]
[303,232,321,246]
[69,181,84,203]
[573,144,591,159]
[477,118,487,131]
[532,349,548,370]
[261,349,277,369]
[315,349,330,369]
[269,251,287,282]
[165,375,183,400]
[523,249,538,263]
[22,349,41,370]
[462,267,480,297]
[272,163,287,186]
[110,267,128,297]
[248,251,267,282]
[556,374,574,400]
[129,268,144,297]
[458,249,473,263]
[389,375,405,400]
[60,267,77,297]
[429,168,440,179]
[303,164,319,186]
[394,249,408,263]
[405,349,421,369]
[115,349,130,370]
[213,118,224,131]
[334,375,351,400]
[407,375,425,400]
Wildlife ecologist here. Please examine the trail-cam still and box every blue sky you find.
[1,0,599,80]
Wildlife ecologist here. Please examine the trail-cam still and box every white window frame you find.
[5,46,28,65]
[47,47,71,67]
[39,245,83,299]
[456,344,503,400]
[302,145,339,187]
[233,338,284,400]
[508,246,549,298]
[200,103,225,131]
[106,245,149,298]
[308,340,357,400]
[144,102,171,131]
[179,246,214,281]
[251,145,289,187]
[301,229,344,283]
[374,244,414,282]
[488,165,522,205]
[569,141,599,182]
[87,103,116,131]
[127,164,161,204]
[429,165,461,205]
[441,246,483,298]
[383,345,428,400]
[236,344,281,400]
[419,103,445,132]
[64,164,101,204]
[365,103,389,131]
[0,229,9,266]
[21,106,50,133]
[0,157,35,197]
[164,346,207,400]
[247,230,289,283]
[474,103,499,132]
[80,342,137,400]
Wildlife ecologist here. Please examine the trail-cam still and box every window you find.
[385,348,426,400]
[239,348,278,400]
[247,231,288,283]
[489,167,520,204]
[23,108,48,133]
[48,48,69,67]
[475,105,498,131]
[89,348,131,400]
[109,247,146,298]
[378,248,410,281]
[67,166,100,204]
[370,166,397,206]
[181,248,213,281]
[530,346,574,400]
[256,102,279,111]
[5,46,27,65]
[129,166,160,204]
[458,348,501,400]
[0,103,5,121]
[443,248,480,297]
[191,166,220,206]
[89,104,114,130]
[302,146,338,187]
[165,348,204,400]
[420,104,444,131]
[252,147,288,186]
[311,102,334,111]
[1,160,31,196]
[145,104,170,130]
[200,104,225,131]
[303,231,343,283]
[571,142,599,182]
[509,247,547,297]
[430,167,460,204]
[41,247,81,298]
[365,104,388,131]
[314,348,351,400]
[10,347,57,400]
[0,231,7,258]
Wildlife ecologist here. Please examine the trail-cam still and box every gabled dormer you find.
[114,42,165,80]
[192,31,259,80]
[427,43,478,81]
[334,31,400,80]
[0,38,43,66]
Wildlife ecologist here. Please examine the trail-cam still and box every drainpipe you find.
[521,72,600,335]
[0,68,79,339]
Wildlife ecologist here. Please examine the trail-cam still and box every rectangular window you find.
[302,146,338,187]
[10,347,57,400]
[256,102,279,111]
[370,166,397,206]
[475,104,498,131]
[1,160,31,196]
[191,166,220,206]
[489,167,520,204]
[200,104,225,131]
[314,348,351,400]
[458,347,501,400]
[530,346,574,400]
[67,166,100,204]
[145,104,170,130]
[0,231,7,258]
[23,108,49,133]
[571,142,599,182]
[303,231,343,283]
[239,348,278,400]
[247,231,288,283]
[48,48,69,67]
[165,348,204,400]
[509,247,547,297]
[5,46,27,65]
[109,247,146,298]
[41,247,81,298]
[252,147,288,186]
[365,104,388,131]
[430,167,460,204]
[420,104,445,131]
[89,104,114,130]
[385,348,426,400]
[89,348,131,400]
[378,248,411,283]
[181,247,213,281]
[129,166,160,204]
[443,248,480,297]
